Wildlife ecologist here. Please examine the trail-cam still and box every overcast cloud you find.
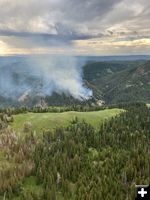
[0,0,150,55]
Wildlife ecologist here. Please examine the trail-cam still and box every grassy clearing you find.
[147,104,150,108]
[12,108,123,134]
[21,176,43,195]
[11,176,73,200]
[10,176,43,200]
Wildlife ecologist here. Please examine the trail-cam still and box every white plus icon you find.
[138,188,147,197]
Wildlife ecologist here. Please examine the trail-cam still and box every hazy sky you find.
[0,0,150,56]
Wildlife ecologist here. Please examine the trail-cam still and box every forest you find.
[0,103,149,200]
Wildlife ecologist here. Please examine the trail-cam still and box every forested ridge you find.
[84,61,150,104]
[0,103,149,199]
[0,59,150,108]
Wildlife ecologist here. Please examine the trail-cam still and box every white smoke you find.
[28,55,92,100]
[0,55,92,101]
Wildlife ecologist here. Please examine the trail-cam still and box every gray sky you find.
[0,0,150,55]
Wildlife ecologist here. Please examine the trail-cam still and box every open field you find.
[12,108,123,134]
[147,104,150,107]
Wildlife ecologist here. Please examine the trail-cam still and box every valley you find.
[84,60,150,104]
[0,57,150,107]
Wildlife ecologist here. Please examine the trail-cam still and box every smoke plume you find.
[0,55,92,101]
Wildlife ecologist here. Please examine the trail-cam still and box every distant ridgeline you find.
[0,58,150,107]
[0,103,149,199]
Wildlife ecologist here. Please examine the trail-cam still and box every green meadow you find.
[12,108,123,134]
[1,108,123,200]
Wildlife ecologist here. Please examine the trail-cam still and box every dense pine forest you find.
[0,103,149,200]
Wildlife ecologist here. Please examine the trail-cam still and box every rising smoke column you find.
[0,55,92,100]
[28,55,92,100]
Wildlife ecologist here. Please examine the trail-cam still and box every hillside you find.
[0,57,149,107]
[84,60,150,104]
[0,103,149,199]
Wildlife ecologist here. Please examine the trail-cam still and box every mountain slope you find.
[0,58,149,107]
[84,60,150,104]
